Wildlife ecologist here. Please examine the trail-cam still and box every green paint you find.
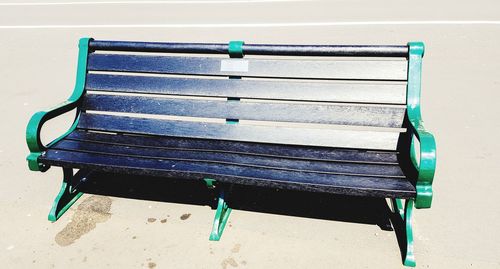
[26,111,47,153]
[228,40,244,58]
[409,136,418,168]
[26,37,92,171]
[407,42,437,209]
[209,189,232,241]
[393,199,416,267]
[203,178,216,188]
[395,198,405,219]
[403,199,416,267]
[48,169,83,222]
[26,152,46,172]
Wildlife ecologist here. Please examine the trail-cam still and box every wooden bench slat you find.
[77,113,402,150]
[52,139,404,177]
[66,130,399,164]
[86,74,407,104]
[87,54,408,81]
[40,149,416,198]
[82,94,406,128]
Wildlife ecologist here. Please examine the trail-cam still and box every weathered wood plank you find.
[65,130,400,164]
[86,74,407,104]
[87,54,408,80]
[77,113,402,150]
[82,94,405,128]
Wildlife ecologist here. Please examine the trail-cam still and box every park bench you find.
[26,38,436,267]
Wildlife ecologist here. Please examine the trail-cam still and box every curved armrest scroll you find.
[26,101,81,171]
[26,101,79,152]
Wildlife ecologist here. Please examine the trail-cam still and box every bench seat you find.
[40,130,416,198]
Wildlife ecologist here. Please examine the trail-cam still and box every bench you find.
[26,38,436,267]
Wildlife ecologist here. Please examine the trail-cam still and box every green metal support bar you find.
[48,168,84,222]
[393,198,416,267]
[403,200,416,267]
[209,189,232,241]
[406,42,437,209]
[26,37,92,171]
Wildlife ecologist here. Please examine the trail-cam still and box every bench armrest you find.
[26,102,81,171]
[407,42,436,209]
[408,119,436,209]
[26,37,92,171]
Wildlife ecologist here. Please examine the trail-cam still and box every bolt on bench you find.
[26,38,436,267]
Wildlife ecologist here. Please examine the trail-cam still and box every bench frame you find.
[26,38,436,267]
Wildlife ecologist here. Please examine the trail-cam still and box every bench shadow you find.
[79,171,395,231]
[80,171,410,261]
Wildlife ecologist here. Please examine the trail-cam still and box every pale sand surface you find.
[1,1,500,268]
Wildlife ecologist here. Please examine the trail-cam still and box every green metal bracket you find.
[203,177,216,188]
[48,168,84,222]
[394,199,416,267]
[407,42,437,209]
[228,40,244,58]
[27,152,46,172]
[209,189,232,241]
[26,37,92,171]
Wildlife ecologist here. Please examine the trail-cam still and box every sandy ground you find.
[1,0,500,268]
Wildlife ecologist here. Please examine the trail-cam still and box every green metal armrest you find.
[26,102,81,171]
[407,42,437,209]
[26,37,92,171]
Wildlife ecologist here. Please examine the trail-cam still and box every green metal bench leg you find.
[48,168,83,222]
[394,198,416,267]
[209,189,232,241]
[395,198,405,219]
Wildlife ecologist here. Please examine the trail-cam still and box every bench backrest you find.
[78,40,410,150]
